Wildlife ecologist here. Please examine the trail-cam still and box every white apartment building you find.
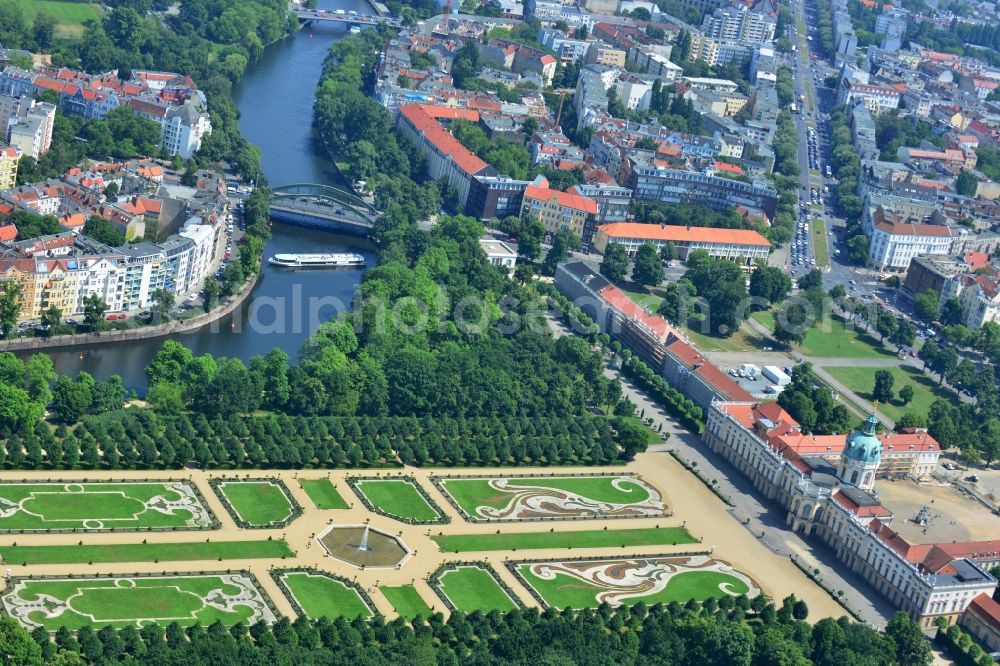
[943,272,1000,330]
[6,102,55,160]
[701,5,775,44]
[614,74,652,111]
[76,255,127,314]
[838,80,901,115]
[864,208,958,271]
[161,103,213,160]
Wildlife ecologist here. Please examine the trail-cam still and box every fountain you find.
[317,524,411,568]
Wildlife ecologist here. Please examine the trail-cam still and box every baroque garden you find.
[0,457,842,629]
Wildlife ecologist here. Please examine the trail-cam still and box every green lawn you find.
[299,478,349,510]
[0,540,292,565]
[822,365,957,423]
[281,573,372,620]
[439,475,662,521]
[753,311,894,359]
[380,585,433,619]
[810,216,829,268]
[217,481,294,527]
[7,574,271,630]
[682,317,770,353]
[354,479,441,522]
[0,482,213,531]
[19,0,103,38]
[437,566,518,613]
[621,415,664,445]
[518,565,751,609]
[433,526,695,552]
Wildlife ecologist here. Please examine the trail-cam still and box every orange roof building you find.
[593,222,770,264]
[961,594,1000,652]
[519,184,598,239]
[395,104,495,208]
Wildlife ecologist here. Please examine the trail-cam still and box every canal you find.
[36,0,376,390]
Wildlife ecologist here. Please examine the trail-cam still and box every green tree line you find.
[0,596,938,666]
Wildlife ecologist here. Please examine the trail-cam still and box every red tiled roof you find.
[597,285,681,342]
[968,594,1000,632]
[714,161,744,174]
[665,338,754,402]
[832,491,893,518]
[59,213,86,229]
[965,252,992,271]
[399,104,489,177]
[0,224,17,242]
[599,222,771,247]
[523,184,598,214]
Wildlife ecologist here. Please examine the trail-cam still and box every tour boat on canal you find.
[267,252,366,268]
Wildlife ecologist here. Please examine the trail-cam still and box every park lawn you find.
[754,310,894,360]
[518,567,750,609]
[355,479,440,522]
[299,478,349,509]
[750,310,896,358]
[433,526,695,552]
[621,415,663,445]
[282,573,372,620]
[0,482,209,530]
[14,575,261,630]
[19,0,103,38]
[380,585,433,619]
[0,539,292,565]
[681,318,770,353]
[822,365,956,423]
[437,566,518,613]
[799,315,895,359]
[218,481,294,526]
[440,476,655,517]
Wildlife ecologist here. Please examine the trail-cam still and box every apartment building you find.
[519,183,598,239]
[6,102,55,160]
[623,157,778,219]
[566,182,632,249]
[864,206,958,271]
[592,222,771,264]
[838,80,901,115]
[0,144,19,190]
[395,104,497,208]
[701,5,776,44]
[0,219,220,319]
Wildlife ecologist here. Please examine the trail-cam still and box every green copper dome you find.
[844,414,882,465]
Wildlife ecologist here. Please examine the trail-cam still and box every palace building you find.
[706,403,998,627]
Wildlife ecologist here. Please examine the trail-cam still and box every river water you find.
[35,0,376,390]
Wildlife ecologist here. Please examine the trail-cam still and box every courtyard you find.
[875,478,1000,544]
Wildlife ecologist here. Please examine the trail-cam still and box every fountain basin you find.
[316,524,411,568]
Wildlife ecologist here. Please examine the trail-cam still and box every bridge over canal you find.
[269,183,378,235]
[291,9,401,27]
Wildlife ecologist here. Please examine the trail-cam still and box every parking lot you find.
[718,362,793,399]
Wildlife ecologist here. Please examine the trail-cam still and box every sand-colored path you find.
[0,454,846,622]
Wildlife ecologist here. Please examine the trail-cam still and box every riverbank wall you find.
[0,272,260,354]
